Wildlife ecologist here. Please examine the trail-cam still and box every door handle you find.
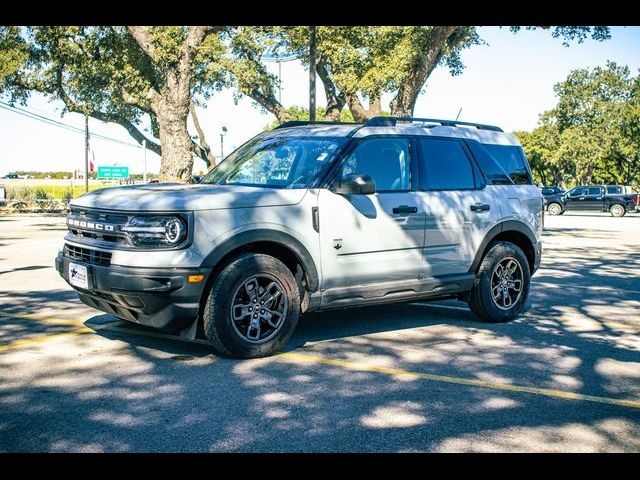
[392,205,418,214]
[470,203,491,212]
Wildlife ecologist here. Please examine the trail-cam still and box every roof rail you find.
[365,116,504,132]
[275,120,360,129]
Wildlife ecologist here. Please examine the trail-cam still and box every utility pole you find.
[309,26,317,122]
[143,139,147,183]
[84,115,89,193]
[278,59,282,104]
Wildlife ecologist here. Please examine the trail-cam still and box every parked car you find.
[540,186,565,196]
[56,116,543,358]
[540,186,565,207]
[546,185,637,217]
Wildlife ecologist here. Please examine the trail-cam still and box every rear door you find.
[565,186,586,210]
[414,138,500,278]
[584,186,604,210]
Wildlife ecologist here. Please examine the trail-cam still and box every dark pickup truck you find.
[546,185,638,217]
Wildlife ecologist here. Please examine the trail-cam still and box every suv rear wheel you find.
[547,202,562,215]
[610,204,625,217]
[468,241,530,323]
[203,253,300,358]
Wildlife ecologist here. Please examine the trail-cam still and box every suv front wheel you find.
[203,253,301,358]
[468,241,531,323]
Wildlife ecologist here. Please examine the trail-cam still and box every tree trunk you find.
[347,93,382,122]
[157,105,193,182]
[390,26,460,117]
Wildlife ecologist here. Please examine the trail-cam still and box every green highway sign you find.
[97,166,129,179]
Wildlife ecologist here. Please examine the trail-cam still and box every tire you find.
[468,241,531,323]
[203,253,300,358]
[610,204,625,217]
[547,202,562,216]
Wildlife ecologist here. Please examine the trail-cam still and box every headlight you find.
[122,216,187,248]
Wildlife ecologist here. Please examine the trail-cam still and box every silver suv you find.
[56,117,543,358]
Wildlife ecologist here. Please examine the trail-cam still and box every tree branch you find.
[189,101,215,168]
[55,66,161,156]
[390,26,460,117]
[127,26,156,60]
[317,58,345,121]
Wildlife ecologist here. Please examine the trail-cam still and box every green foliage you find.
[516,62,639,188]
[263,105,355,130]
[263,105,391,130]
[230,26,610,120]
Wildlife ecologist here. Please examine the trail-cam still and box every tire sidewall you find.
[475,242,531,322]
[548,203,562,215]
[610,205,624,217]
[205,254,300,358]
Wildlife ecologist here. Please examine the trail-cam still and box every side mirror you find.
[331,173,376,195]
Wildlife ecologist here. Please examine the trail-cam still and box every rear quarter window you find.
[467,141,533,185]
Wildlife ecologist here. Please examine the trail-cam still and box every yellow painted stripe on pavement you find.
[0,328,91,352]
[279,351,640,410]
[0,311,87,327]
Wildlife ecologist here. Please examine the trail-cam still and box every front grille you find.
[66,208,130,246]
[64,244,112,266]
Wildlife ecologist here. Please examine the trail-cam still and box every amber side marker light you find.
[187,274,205,283]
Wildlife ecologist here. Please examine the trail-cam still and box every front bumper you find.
[56,252,211,331]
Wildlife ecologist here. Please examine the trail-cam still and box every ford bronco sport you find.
[56,116,543,358]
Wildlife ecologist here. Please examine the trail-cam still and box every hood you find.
[71,183,308,212]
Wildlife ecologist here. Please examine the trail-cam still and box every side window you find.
[587,187,601,196]
[419,139,475,190]
[340,138,411,191]
[570,187,586,197]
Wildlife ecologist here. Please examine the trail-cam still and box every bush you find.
[8,186,35,202]
[61,189,74,204]
[33,187,58,211]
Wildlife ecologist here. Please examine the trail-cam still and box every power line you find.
[0,101,144,149]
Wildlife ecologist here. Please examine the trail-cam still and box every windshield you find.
[202,134,347,188]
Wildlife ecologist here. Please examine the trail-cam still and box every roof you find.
[270,123,520,146]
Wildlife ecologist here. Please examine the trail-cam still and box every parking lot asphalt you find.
[0,212,639,452]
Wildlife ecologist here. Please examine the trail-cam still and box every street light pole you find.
[220,126,227,160]
[143,139,147,183]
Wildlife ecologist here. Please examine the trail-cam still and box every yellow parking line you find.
[279,351,640,410]
[0,328,91,352]
[0,311,87,327]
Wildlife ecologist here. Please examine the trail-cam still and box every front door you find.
[317,136,425,289]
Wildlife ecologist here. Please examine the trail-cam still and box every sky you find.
[1,26,639,176]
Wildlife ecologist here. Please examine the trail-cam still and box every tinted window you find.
[466,141,512,185]
[587,187,601,196]
[419,139,475,190]
[569,187,586,197]
[606,185,621,194]
[341,138,411,191]
[482,144,533,185]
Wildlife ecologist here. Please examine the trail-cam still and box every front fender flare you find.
[200,229,319,292]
